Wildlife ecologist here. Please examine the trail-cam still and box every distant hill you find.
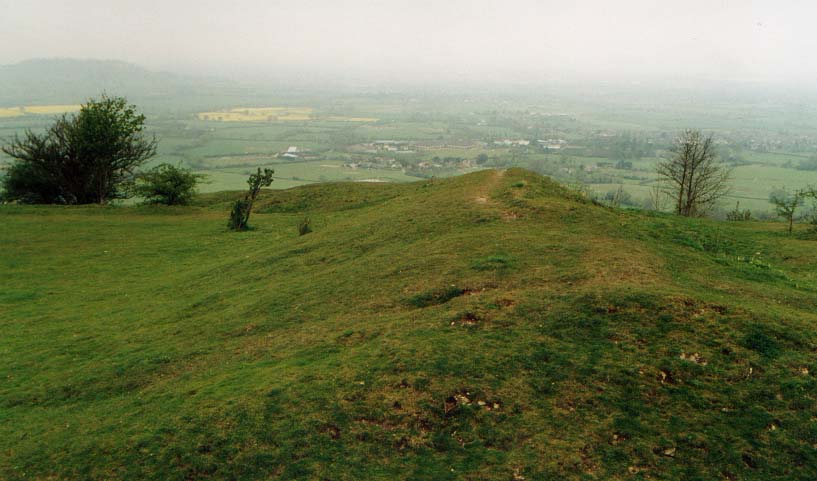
[0,58,230,106]
[2,169,816,480]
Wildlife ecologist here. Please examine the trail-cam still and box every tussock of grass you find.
[406,286,467,308]
[470,254,515,272]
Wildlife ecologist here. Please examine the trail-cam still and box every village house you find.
[537,139,567,150]
[493,139,530,147]
[282,146,299,159]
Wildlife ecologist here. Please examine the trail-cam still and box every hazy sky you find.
[3,0,817,84]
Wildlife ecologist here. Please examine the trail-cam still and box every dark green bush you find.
[742,329,780,358]
[1,161,63,204]
[132,163,205,205]
[228,199,251,231]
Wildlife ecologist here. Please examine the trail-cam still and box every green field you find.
[3,88,817,217]
[2,170,817,480]
[588,163,817,213]
[195,160,424,193]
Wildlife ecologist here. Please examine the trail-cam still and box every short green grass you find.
[2,169,816,480]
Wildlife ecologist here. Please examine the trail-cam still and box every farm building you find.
[281,146,299,159]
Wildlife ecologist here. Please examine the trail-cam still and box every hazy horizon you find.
[3,0,817,88]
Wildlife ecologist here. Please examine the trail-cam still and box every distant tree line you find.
[795,157,817,171]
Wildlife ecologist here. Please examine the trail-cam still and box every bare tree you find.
[648,179,670,212]
[656,130,731,217]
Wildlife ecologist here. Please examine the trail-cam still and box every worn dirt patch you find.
[450,312,484,327]
[472,169,506,205]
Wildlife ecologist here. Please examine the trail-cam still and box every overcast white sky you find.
[3,0,817,84]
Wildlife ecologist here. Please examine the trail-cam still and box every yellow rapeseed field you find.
[0,107,23,118]
[325,115,380,122]
[197,107,315,122]
[22,104,82,115]
[196,107,378,123]
[0,105,82,118]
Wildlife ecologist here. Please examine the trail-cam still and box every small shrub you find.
[742,329,779,358]
[132,163,205,205]
[726,201,752,221]
[227,199,251,231]
[298,217,312,236]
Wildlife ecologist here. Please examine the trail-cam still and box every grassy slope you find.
[1,169,816,480]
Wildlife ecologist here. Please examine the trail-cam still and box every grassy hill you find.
[1,169,816,480]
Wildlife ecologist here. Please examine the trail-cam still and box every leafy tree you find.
[800,186,817,231]
[73,95,158,203]
[1,95,156,204]
[228,168,274,231]
[769,188,803,234]
[131,163,205,205]
[656,130,731,217]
